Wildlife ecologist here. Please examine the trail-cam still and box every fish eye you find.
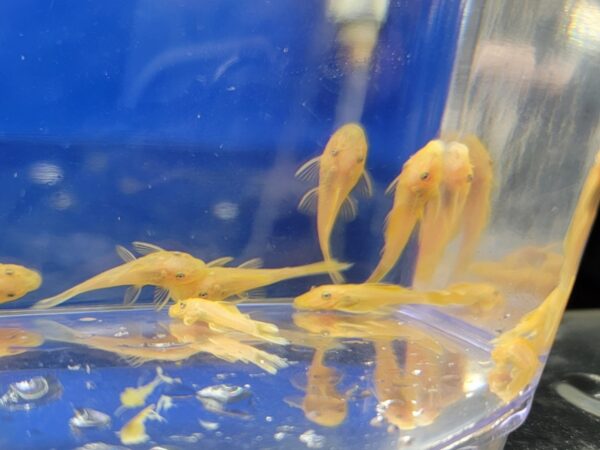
[420,171,430,180]
[199,291,208,298]
[175,272,185,279]
[7,293,15,298]
[5,269,14,276]
[179,302,186,309]
[321,292,332,300]
[331,149,339,156]
[356,156,364,163]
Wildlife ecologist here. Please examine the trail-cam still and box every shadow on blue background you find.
[0,0,462,306]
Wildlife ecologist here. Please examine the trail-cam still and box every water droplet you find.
[265,416,273,422]
[68,364,81,371]
[75,443,130,450]
[199,420,219,431]
[274,432,287,441]
[69,408,111,428]
[169,433,204,443]
[299,429,326,449]
[0,376,63,410]
[29,162,63,185]
[411,369,422,376]
[398,435,413,445]
[196,384,251,403]
[411,408,424,417]
[213,201,239,221]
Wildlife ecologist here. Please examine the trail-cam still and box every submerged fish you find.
[285,343,348,427]
[119,403,164,446]
[415,142,473,285]
[33,242,207,310]
[293,282,503,314]
[194,258,351,301]
[0,327,44,358]
[367,140,444,283]
[119,367,178,410]
[0,264,42,304]
[169,298,288,345]
[296,123,372,283]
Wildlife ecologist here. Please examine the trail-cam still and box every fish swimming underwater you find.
[118,403,164,445]
[0,264,42,304]
[296,123,372,283]
[415,141,473,285]
[285,343,349,427]
[294,282,503,314]
[33,242,208,310]
[193,258,351,301]
[119,366,179,410]
[169,298,288,345]
[367,140,444,283]
[0,327,44,358]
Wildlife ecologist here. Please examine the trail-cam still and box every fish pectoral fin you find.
[290,373,307,391]
[123,285,143,305]
[132,241,166,255]
[238,258,263,269]
[245,287,266,300]
[295,156,321,182]
[207,256,234,267]
[356,170,374,198]
[385,175,401,195]
[283,396,304,409]
[339,196,358,221]
[116,245,137,262]
[298,188,318,215]
[153,287,171,310]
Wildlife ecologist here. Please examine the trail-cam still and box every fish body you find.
[0,264,42,303]
[169,298,288,345]
[194,260,351,301]
[33,242,207,309]
[119,367,177,409]
[415,142,473,285]
[0,327,44,357]
[452,135,494,276]
[296,123,372,283]
[286,346,347,427]
[367,140,444,282]
[293,282,501,313]
[119,403,164,445]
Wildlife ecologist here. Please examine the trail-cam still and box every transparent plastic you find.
[0,1,598,449]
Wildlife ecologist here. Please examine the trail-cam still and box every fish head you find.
[443,142,473,192]
[303,394,348,427]
[0,327,44,349]
[159,252,207,286]
[0,265,42,302]
[196,281,226,301]
[168,299,190,319]
[323,123,368,175]
[293,285,355,311]
[401,140,445,200]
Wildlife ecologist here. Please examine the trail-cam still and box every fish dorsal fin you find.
[283,396,304,409]
[298,188,318,215]
[116,245,137,263]
[239,258,263,269]
[132,241,165,256]
[207,256,234,267]
[123,285,142,305]
[355,170,374,198]
[385,175,401,195]
[295,156,321,182]
[245,287,266,300]
[339,196,358,221]
[153,287,171,310]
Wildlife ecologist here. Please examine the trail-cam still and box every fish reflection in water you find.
[0,327,44,358]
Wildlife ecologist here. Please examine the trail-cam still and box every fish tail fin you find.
[292,259,352,282]
[253,320,289,346]
[249,348,289,374]
[31,291,75,309]
[328,268,346,284]
[366,261,391,283]
[33,319,82,342]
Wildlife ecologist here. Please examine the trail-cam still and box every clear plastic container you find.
[0,1,597,449]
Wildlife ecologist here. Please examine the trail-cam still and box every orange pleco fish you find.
[0,264,42,304]
[415,141,473,285]
[367,140,444,283]
[285,343,348,427]
[169,298,288,345]
[33,242,207,310]
[451,135,494,277]
[119,403,164,446]
[193,258,351,301]
[296,123,372,283]
[0,327,44,357]
[293,282,503,314]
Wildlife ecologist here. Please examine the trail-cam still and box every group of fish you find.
[0,123,598,430]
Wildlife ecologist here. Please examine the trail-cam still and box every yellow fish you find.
[194,258,351,301]
[119,367,178,410]
[119,403,164,446]
[296,123,372,283]
[0,264,42,303]
[452,135,494,277]
[34,319,197,367]
[33,242,208,310]
[293,282,502,313]
[169,298,288,345]
[285,343,348,427]
[168,322,288,375]
[367,140,444,283]
[415,142,473,284]
[0,327,44,358]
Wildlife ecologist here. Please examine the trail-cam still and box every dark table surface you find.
[504,309,600,450]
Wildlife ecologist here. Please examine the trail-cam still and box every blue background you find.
[0,0,463,306]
